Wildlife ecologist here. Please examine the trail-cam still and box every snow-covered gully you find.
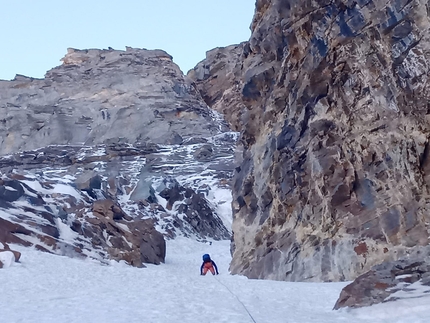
[1,238,429,323]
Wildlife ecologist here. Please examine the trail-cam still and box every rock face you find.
[334,250,430,309]
[0,48,235,267]
[188,43,247,131]
[90,199,165,266]
[159,179,231,240]
[195,0,430,281]
[0,138,234,266]
[0,47,226,155]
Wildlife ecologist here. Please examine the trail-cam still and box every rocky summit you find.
[192,0,430,283]
[0,47,227,154]
[0,47,235,267]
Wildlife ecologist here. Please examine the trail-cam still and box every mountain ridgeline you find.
[2,0,430,309]
[0,47,235,268]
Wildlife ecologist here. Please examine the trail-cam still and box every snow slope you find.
[1,238,430,323]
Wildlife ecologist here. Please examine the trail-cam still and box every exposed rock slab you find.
[159,178,230,240]
[90,199,165,266]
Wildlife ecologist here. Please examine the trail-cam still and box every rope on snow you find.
[214,276,257,323]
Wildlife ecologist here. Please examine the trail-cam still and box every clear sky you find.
[0,0,255,80]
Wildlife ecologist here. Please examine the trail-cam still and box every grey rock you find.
[130,167,157,203]
[75,172,103,199]
[0,47,227,155]
[193,144,214,161]
[188,43,247,131]
[139,227,166,265]
[159,179,230,240]
[0,180,24,202]
[334,252,430,309]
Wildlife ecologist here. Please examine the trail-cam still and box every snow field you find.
[1,238,430,323]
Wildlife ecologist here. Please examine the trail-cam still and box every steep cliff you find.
[0,47,226,155]
[188,43,247,131]
[194,0,430,281]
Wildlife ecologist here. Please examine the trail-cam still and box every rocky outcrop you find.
[89,199,165,266]
[0,138,234,266]
[188,43,247,131]
[0,172,163,267]
[0,46,236,267]
[196,0,430,281]
[334,252,430,309]
[0,47,227,155]
[159,179,230,240]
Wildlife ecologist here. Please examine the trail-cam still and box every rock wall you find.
[188,43,247,131]
[196,0,430,281]
[0,47,226,154]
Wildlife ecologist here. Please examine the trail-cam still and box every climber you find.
[200,253,219,275]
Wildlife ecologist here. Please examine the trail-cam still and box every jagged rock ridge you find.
[192,0,430,282]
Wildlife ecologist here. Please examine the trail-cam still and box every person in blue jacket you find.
[200,254,219,275]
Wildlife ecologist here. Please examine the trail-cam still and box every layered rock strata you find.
[195,0,430,281]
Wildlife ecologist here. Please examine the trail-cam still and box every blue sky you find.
[0,0,255,80]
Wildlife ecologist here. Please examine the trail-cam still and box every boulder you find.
[0,180,25,202]
[92,199,128,221]
[0,240,21,268]
[193,144,214,161]
[0,242,21,263]
[334,254,430,309]
[90,199,165,266]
